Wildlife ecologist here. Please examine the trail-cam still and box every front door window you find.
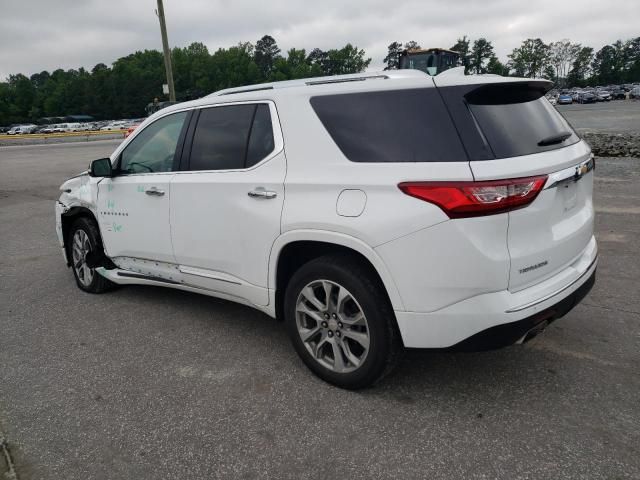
[119,111,188,174]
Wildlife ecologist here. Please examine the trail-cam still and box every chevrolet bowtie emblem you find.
[575,163,589,180]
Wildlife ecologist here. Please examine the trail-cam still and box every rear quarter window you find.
[310,88,467,163]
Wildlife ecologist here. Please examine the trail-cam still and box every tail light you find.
[398,175,548,218]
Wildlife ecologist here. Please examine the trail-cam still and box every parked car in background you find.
[41,125,58,134]
[7,124,37,135]
[595,90,611,102]
[557,94,573,105]
[67,123,89,132]
[610,88,626,100]
[100,121,128,131]
[56,70,597,388]
[630,86,640,99]
[578,92,596,104]
[124,122,143,138]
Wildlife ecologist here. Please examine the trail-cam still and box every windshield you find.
[400,53,437,75]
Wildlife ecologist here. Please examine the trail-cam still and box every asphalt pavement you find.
[1,135,639,478]
[558,100,640,133]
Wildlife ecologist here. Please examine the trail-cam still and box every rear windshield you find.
[440,82,580,160]
[310,88,467,163]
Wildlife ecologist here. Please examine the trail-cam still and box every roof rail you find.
[305,75,388,86]
[218,86,274,96]
[207,70,428,97]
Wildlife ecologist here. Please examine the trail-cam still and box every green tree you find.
[486,55,508,76]
[469,38,495,74]
[508,38,550,77]
[383,41,403,70]
[450,36,471,73]
[307,48,329,74]
[623,37,640,82]
[404,40,421,50]
[592,41,626,84]
[9,74,35,120]
[548,39,581,85]
[254,35,281,80]
[324,44,371,75]
[566,47,594,86]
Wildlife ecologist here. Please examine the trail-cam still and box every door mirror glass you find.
[90,158,113,177]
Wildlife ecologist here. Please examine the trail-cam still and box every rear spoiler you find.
[464,81,553,105]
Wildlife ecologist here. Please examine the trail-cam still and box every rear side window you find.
[246,104,275,168]
[310,89,467,163]
[440,82,580,160]
[188,103,275,171]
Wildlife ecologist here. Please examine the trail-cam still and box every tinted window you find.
[120,111,187,174]
[310,89,467,163]
[246,104,275,167]
[439,82,579,160]
[189,105,254,171]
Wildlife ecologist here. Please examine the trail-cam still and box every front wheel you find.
[68,217,115,293]
[284,254,402,389]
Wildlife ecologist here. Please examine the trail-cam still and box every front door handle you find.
[248,188,277,199]
[145,187,165,196]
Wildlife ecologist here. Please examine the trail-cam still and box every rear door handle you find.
[248,188,277,199]
[145,187,165,196]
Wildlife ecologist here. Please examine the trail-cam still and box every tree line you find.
[1,34,638,125]
[384,36,640,87]
[0,36,369,125]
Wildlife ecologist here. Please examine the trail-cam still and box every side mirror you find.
[89,158,113,177]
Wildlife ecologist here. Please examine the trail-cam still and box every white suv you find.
[55,69,597,389]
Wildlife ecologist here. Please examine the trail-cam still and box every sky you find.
[1,0,638,81]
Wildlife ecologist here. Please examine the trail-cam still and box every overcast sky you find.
[1,0,638,81]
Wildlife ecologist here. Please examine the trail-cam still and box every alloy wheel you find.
[72,229,94,287]
[295,280,370,373]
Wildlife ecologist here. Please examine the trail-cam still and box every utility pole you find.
[156,0,176,102]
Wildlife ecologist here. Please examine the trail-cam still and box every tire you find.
[68,217,116,293]
[284,254,402,389]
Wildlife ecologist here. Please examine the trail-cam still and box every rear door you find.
[436,78,595,291]
[170,101,285,306]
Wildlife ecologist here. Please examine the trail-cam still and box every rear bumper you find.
[395,240,597,349]
[449,268,595,351]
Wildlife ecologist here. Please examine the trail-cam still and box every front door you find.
[170,102,285,306]
[98,110,189,264]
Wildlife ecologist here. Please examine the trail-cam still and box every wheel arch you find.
[60,207,101,267]
[269,230,405,320]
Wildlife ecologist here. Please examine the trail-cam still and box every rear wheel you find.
[69,217,115,293]
[284,254,402,389]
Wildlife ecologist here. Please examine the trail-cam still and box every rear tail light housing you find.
[398,175,548,218]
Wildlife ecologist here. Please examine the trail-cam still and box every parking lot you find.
[1,110,639,478]
[558,100,640,134]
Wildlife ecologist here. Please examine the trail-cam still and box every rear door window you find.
[310,88,467,163]
[188,105,255,171]
[246,104,275,168]
[188,103,275,171]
